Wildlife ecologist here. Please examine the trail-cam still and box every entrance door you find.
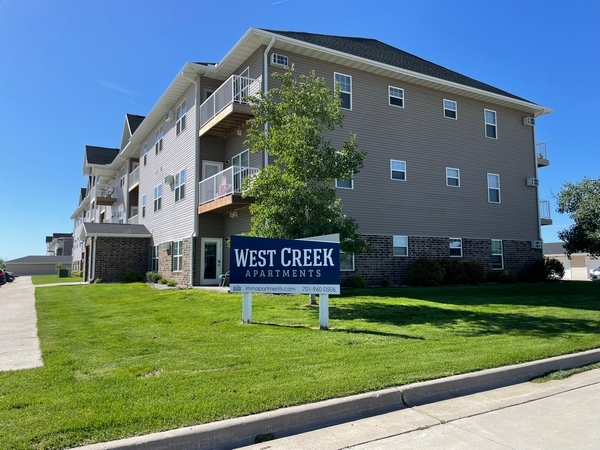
[200,238,222,285]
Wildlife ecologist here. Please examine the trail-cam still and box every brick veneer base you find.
[85,236,150,283]
[341,235,543,287]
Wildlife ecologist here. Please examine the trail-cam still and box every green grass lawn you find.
[1,282,599,449]
[31,274,84,285]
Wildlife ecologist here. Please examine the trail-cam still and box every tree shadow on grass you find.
[326,301,600,338]
[251,321,424,340]
[337,282,600,312]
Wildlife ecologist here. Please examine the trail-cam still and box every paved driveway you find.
[0,276,43,371]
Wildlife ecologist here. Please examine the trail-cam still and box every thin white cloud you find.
[98,81,138,96]
[272,0,289,4]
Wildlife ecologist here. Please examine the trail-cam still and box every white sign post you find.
[319,294,329,329]
[242,292,252,324]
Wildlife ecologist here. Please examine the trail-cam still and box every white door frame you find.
[200,237,223,285]
[202,160,223,178]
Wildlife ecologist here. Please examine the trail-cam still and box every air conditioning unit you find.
[165,110,175,122]
[161,241,171,251]
[164,175,174,185]
[531,240,543,249]
[523,117,536,126]
[526,177,539,187]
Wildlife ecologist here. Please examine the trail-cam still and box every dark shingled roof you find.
[263,30,532,103]
[80,188,87,202]
[544,242,567,255]
[83,223,151,237]
[85,146,119,165]
[126,114,145,134]
[45,233,72,243]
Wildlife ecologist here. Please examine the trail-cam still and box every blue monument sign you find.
[229,235,340,295]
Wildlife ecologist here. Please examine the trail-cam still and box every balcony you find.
[128,207,139,224]
[129,166,140,190]
[91,183,117,206]
[198,166,259,214]
[199,74,261,139]
[536,142,549,167]
[540,200,552,226]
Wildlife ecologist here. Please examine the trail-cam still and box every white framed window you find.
[119,165,126,187]
[390,160,406,181]
[449,238,462,257]
[142,143,148,166]
[446,168,460,187]
[444,99,457,119]
[174,169,186,202]
[340,253,355,271]
[393,235,408,256]
[153,184,162,212]
[176,100,186,135]
[270,53,288,67]
[172,240,183,272]
[118,204,124,223]
[487,173,500,203]
[485,109,497,139]
[155,126,164,154]
[232,149,249,168]
[335,177,353,189]
[141,194,146,218]
[491,239,503,269]
[334,72,352,110]
[151,245,159,272]
[389,86,404,108]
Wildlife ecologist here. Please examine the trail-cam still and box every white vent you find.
[161,242,171,251]
[165,111,175,122]
[531,240,542,249]
[526,177,539,187]
[523,117,536,126]
[270,53,288,67]
[164,175,174,185]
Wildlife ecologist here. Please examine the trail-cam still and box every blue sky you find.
[0,0,598,261]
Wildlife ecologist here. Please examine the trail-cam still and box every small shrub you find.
[462,261,486,284]
[545,257,565,281]
[439,258,466,285]
[166,279,178,287]
[71,270,83,277]
[55,263,62,273]
[406,257,445,286]
[344,276,366,288]
[497,270,519,284]
[146,272,162,283]
[159,278,168,285]
[124,270,144,283]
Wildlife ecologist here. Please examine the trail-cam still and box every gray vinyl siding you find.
[262,49,540,241]
[138,84,197,244]
[222,207,252,271]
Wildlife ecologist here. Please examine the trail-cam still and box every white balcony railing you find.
[199,74,261,128]
[198,166,259,206]
[536,142,547,160]
[539,200,551,220]
[129,166,140,188]
[91,183,115,200]
[127,215,138,225]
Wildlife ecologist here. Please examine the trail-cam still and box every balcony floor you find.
[199,103,253,139]
[198,194,253,214]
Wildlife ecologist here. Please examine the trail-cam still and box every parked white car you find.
[590,267,600,280]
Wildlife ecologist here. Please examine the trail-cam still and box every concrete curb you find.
[75,348,600,450]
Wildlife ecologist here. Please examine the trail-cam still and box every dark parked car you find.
[5,271,16,282]
[0,269,6,285]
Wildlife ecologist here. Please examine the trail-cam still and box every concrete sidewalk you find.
[0,276,43,371]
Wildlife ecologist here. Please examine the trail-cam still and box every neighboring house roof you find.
[126,114,145,134]
[6,255,72,264]
[45,236,53,243]
[82,223,152,238]
[85,146,119,165]
[262,29,531,103]
[544,242,567,255]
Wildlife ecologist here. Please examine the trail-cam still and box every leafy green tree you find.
[0,258,5,269]
[556,176,600,258]
[244,66,368,255]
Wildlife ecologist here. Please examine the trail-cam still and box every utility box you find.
[58,268,71,278]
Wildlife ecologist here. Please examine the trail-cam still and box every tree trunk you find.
[309,294,317,305]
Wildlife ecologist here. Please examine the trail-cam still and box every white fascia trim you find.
[84,233,152,238]
[254,29,553,116]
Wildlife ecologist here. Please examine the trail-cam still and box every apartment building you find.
[70,28,552,285]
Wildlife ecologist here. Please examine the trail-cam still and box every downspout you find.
[263,37,275,168]
[91,235,97,282]
[181,70,200,286]
[533,118,543,257]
